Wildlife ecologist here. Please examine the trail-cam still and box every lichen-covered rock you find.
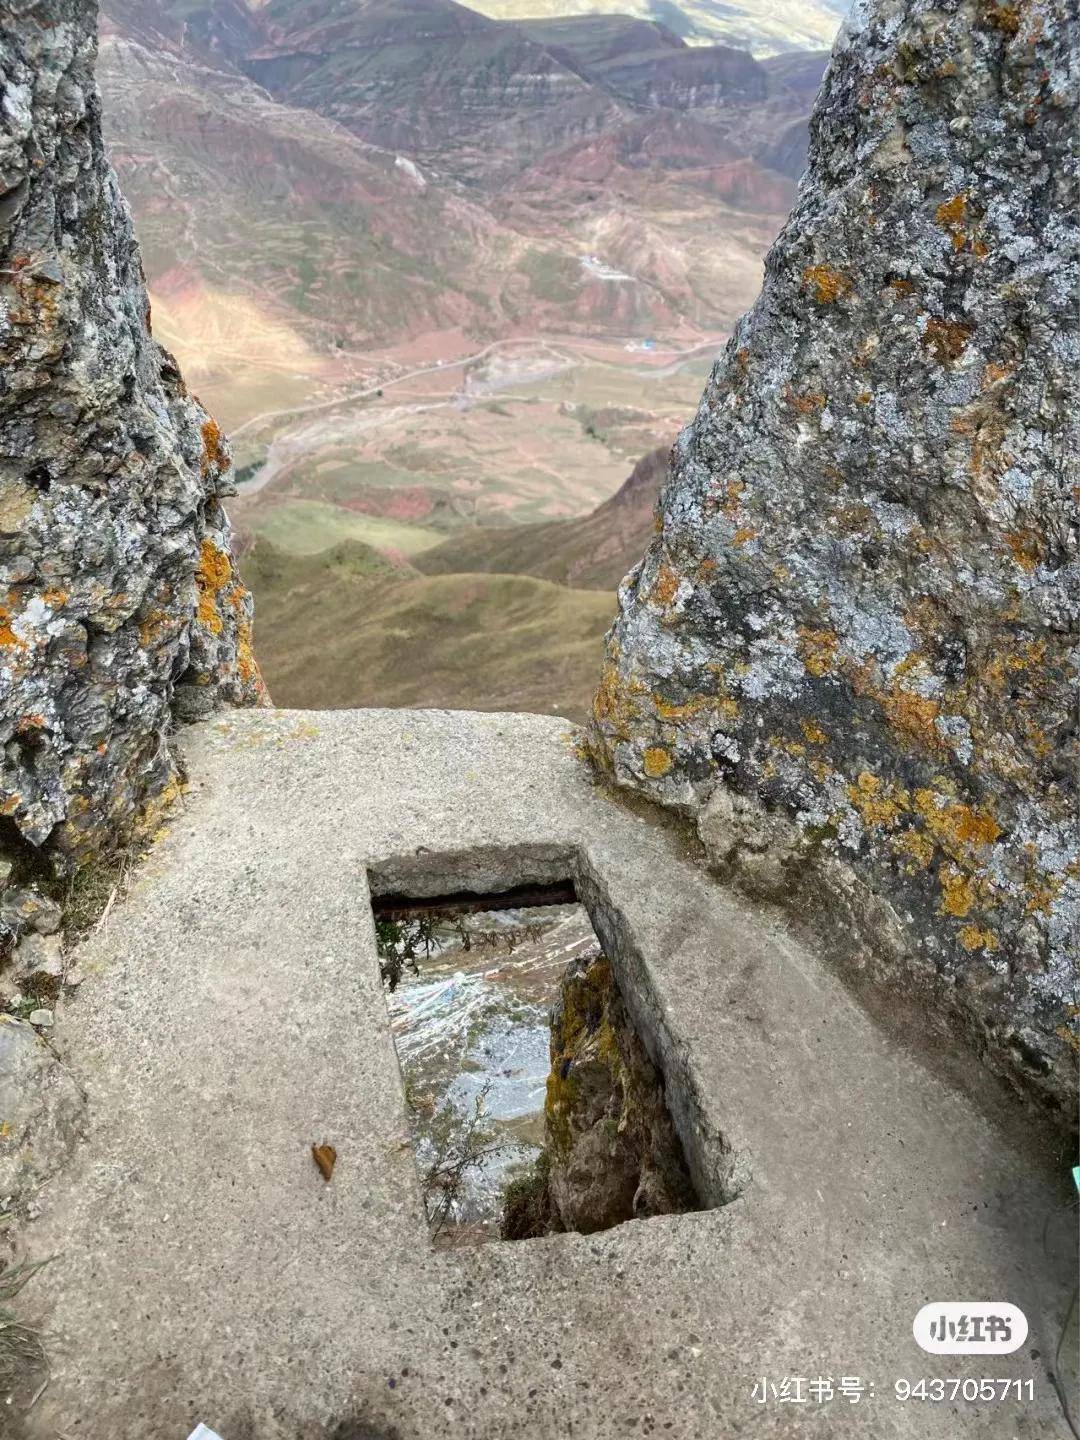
[0,1,265,898]
[590,0,1079,1120]
[540,952,697,1234]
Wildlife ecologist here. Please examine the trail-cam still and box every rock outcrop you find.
[0,0,263,920]
[591,0,1078,1120]
[503,950,697,1238]
[0,1016,84,1220]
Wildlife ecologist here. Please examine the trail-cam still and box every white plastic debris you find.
[187,1427,224,1440]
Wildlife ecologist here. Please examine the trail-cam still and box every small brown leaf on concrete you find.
[311,1143,337,1182]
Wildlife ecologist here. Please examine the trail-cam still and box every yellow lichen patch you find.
[652,693,711,722]
[914,790,1002,852]
[0,607,26,650]
[856,391,872,405]
[872,663,939,750]
[593,662,621,723]
[650,563,680,608]
[935,193,968,230]
[732,526,758,546]
[1003,529,1041,572]
[769,733,807,760]
[957,924,1000,952]
[235,621,259,686]
[642,746,672,778]
[848,771,910,828]
[939,863,977,917]
[132,770,188,846]
[199,418,231,478]
[934,192,970,250]
[801,720,827,745]
[195,538,233,638]
[593,658,643,742]
[1024,877,1061,916]
[892,827,936,871]
[41,586,68,608]
[876,682,944,752]
[797,627,839,678]
[921,317,974,365]
[802,264,851,304]
[697,558,718,581]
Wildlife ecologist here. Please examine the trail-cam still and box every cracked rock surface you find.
[0,0,264,902]
[590,0,1079,1119]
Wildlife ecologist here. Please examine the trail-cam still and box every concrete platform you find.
[14,709,1076,1438]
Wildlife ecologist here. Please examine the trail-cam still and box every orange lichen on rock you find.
[650,564,680,608]
[935,193,968,229]
[939,863,977,917]
[802,264,852,304]
[195,539,233,637]
[0,606,25,649]
[652,693,712,722]
[958,924,1000,952]
[877,684,943,751]
[892,827,936,871]
[797,627,839,678]
[921,316,974,365]
[1004,529,1041,572]
[914,790,1002,853]
[200,419,231,478]
[642,746,673,778]
[138,608,174,649]
[935,192,970,249]
[848,771,909,827]
[787,389,827,415]
[593,659,644,744]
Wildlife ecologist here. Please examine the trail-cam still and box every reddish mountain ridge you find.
[97,0,829,395]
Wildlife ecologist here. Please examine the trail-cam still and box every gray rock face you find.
[0,1016,84,1216]
[591,0,1079,1120]
[0,0,264,892]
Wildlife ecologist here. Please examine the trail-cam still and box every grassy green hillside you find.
[416,445,667,590]
[242,539,615,721]
[245,499,445,556]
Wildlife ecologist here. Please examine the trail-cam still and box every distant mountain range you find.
[95,0,839,720]
[98,0,831,400]
[460,0,848,58]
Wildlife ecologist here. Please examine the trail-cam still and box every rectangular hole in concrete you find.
[369,862,703,1248]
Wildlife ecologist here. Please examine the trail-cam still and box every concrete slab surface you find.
[11,709,1076,1439]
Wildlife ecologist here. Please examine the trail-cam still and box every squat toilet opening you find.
[369,870,700,1248]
